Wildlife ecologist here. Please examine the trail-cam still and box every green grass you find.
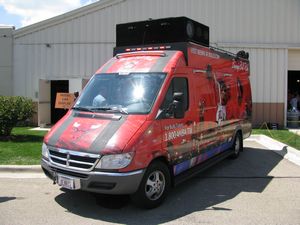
[252,129,300,150]
[0,127,48,165]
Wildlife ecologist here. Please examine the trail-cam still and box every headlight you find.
[96,152,133,169]
[42,143,49,159]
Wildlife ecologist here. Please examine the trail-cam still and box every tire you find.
[230,132,243,159]
[131,161,171,209]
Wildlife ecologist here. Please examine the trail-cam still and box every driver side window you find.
[160,77,189,110]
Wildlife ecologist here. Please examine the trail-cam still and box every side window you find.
[161,77,189,110]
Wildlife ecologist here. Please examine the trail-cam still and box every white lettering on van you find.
[232,60,249,72]
[164,127,193,141]
[164,123,184,131]
[190,47,220,59]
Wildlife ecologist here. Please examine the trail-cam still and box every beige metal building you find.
[4,0,300,126]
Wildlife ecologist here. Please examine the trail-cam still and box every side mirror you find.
[157,92,185,120]
[173,92,185,119]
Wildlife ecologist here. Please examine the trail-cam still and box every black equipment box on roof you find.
[116,17,209,47]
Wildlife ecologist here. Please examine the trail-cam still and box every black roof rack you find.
[116,17,209,47]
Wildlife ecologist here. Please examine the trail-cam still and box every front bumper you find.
[41,159,144,195]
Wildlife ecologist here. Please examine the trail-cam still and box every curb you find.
[247,134,300,166]
[0,165,42,173]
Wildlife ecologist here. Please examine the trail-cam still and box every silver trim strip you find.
[50,155,67,162]
[90,170,144,177]
[49,147,100,158]
[68,159,94,166]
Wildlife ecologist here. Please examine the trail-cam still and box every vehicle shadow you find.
[0,196,16,203]
[55,147,286,225]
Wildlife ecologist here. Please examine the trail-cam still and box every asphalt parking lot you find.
[0,140,300,225]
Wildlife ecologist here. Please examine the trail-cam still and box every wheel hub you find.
[145,170,165,201]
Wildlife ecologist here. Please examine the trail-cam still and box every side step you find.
[173,149,234,186]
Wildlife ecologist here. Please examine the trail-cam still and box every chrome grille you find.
[48,147,100,171]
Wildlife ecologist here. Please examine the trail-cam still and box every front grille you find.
[48,147,100,171]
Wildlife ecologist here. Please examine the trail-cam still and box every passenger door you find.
[159,76,194,175]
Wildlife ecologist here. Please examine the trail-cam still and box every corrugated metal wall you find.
[12,0,300,125]
[223,47,287,103]
[0,27,13,96]
[14,0,300,44]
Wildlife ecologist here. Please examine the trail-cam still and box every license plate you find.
[57,175,79,190]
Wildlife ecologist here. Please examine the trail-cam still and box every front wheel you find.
[230,132,243,159]
[131,161,171,209]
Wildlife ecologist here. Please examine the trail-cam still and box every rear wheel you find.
[131,161,170,209]
[231,132,243,159]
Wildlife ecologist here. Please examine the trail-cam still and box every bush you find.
[0,96,34,136]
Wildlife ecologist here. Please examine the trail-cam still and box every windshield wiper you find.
[91,107,128,114]
[111,107,128,115]
[91,107,111,111]
[72,106,95,112]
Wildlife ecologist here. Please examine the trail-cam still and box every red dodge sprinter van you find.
[41,17,252,208]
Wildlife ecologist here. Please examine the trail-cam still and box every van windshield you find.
[74,73,166,114]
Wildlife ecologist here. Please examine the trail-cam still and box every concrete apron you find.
[248,135,300,166]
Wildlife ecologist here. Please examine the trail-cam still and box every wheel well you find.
[152,156,168,164]
[150,156,175,186]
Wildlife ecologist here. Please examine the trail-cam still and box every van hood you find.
[44,110,147,154]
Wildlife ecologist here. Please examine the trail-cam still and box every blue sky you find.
[0,0,98,29]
